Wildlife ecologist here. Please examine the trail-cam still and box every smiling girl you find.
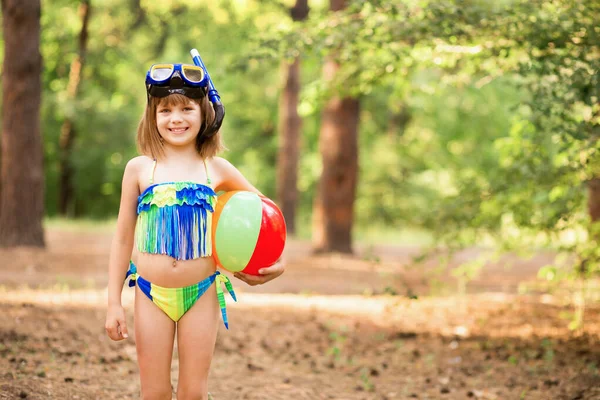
[105,59,284,400]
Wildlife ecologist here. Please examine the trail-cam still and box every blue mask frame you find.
[146,64,208,87]
[145,63,208,99]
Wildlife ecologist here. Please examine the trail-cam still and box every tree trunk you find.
[58,0,91,216]
[588,178,600,225]
[312,55,360,254]
[0,0,44,247]
[388,104,411,141]
[589,101,600,224]
[130,0,146,30]
[277,56,302,235]
[276,0,309,235]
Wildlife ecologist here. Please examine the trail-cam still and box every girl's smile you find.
[169,127,189,133]
[156,102,201,146]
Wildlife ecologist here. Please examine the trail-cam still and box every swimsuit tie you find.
[214,271,237,329]
[126,261,138,287]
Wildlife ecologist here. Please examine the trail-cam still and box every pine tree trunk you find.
[0,0,45,247]
[588,179,600,223]
[312,0,358,254]
[276,0,309,235]
[388,104,411,141]
[277,58,301,235]
[589,105,600,225]
[58,0,91,216]
[130,0,146,30]
[312,54,359,254]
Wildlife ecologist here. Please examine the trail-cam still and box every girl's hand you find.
[234,258,285,286]
[105,304,129,341]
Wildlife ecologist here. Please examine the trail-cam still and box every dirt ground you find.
[0,228,599,400]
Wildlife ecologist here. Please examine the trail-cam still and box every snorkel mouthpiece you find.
[190,48,225,137]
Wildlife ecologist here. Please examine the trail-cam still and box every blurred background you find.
[0,0,599,399]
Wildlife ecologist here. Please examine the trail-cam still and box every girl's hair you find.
[136,94,225,159]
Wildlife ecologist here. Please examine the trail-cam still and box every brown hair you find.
[136,94,225,159]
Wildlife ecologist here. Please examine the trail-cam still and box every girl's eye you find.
[184,107,194,111]
[158,109,170,113]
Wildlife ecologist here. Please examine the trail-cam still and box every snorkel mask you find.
[145,48,225,138]
[146,63,208,98]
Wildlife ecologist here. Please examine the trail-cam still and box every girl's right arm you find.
[105,158,142,341]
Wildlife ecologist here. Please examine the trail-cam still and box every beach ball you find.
[212,191,286,275]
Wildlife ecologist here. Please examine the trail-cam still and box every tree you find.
[58,0,91,216]
[0,0,45,247]
[312,0,359,253]
[276,0,309,235]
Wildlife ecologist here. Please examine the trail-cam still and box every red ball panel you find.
[242,197,287,275]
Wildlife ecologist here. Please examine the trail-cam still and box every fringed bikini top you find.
[134,159,217,260]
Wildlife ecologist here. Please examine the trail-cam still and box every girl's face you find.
[155,99,202,148]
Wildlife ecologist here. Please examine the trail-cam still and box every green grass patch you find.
[45,217,117,233]
[293,215,433,247]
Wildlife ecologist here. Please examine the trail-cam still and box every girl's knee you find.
[140,386,172,400]
[177,384,209,400]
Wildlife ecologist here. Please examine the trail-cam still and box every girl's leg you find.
[176,284,220,400]
[135,285,176,400]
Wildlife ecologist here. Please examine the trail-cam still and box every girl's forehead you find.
[157,94,198,107]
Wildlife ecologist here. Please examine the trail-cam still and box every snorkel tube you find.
[190,49,225,138]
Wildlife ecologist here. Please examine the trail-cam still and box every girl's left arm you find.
[212,156,263,195]
[211,157,285,286]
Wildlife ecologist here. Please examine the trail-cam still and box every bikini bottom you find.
[126,261,236,329]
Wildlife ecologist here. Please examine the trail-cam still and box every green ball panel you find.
[215,192,262,272]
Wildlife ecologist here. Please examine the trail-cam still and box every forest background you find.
[0,0,599,399]
[0,0,598,301]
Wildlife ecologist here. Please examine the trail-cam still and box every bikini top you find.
[134,159,217,260]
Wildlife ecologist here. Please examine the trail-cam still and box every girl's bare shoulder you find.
[207,156,234,173]
[122,155,153,183]
[125,155,153,171]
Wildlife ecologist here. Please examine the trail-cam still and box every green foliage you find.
[243,0,599,309]
[39,0,288,217]
[254,0,600,286]
[4,0,600,302]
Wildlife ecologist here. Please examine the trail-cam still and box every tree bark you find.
[58,0,91,216]
[388,104,411,141]
[312,55,360,254]
[276,0,309,235]
[588,105,600,224]
[0,0,45,247]
[588,178,600,223]
[129,0,146,30]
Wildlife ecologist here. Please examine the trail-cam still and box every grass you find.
[44,217,117,233]
[292,217,434,247]
[42,215,579,255]
[47,213,434,248]
[355,226,434,247]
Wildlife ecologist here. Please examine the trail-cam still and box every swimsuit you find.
[135,159,216,260]
[126,262,235,327]
[127,159,236,328]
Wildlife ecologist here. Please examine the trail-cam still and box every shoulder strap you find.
[149,159,157,184]
[203,159,211,185]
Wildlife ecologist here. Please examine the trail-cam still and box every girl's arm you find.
[211,157,285,285]
[105,158,141,340]
[212,156,263,195]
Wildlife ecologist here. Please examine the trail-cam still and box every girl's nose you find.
[170,111,183,122]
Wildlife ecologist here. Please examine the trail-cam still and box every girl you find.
[105,61,284,400]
